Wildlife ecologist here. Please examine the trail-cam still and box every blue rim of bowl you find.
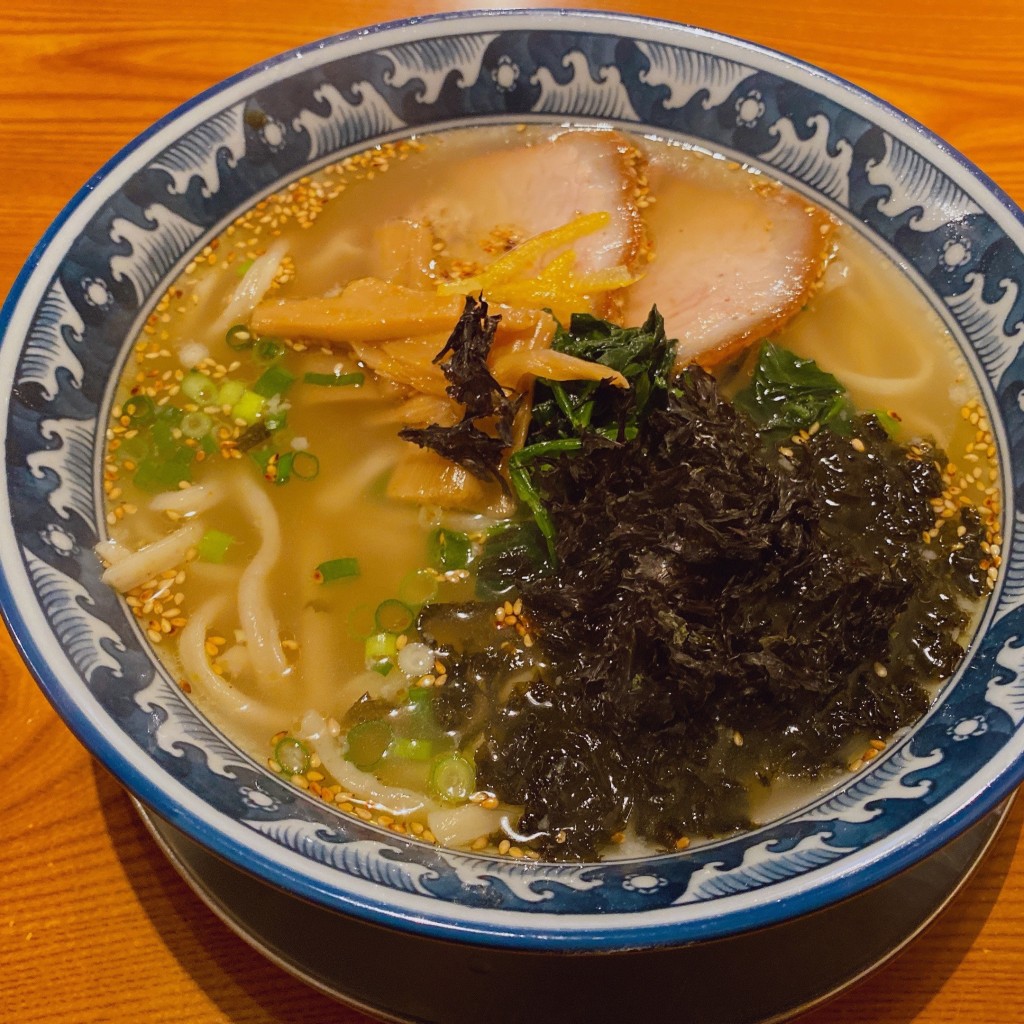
[1,8,1022,950]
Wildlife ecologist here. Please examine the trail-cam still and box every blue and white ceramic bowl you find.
[3,9,1024,952]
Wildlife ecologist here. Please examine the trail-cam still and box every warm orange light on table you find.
[2,2,1023,1022]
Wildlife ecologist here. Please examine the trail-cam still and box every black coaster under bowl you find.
[135,799,1010,1024]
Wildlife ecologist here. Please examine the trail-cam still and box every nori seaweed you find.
[455,366,987,860]
[400,295,517,487]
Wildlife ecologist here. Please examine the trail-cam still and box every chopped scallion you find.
[231,389,266,424]
[217,379,246,409]
[364,631,397,660]
[374,599,415,634]
[268,454,292,485]
[225,324,254,351]
[253,364,296,399]
[122,394,155,425]
[303,370,365,388]
[274,736,310,775]
[406,685,434,708]
[290,450,319,480]
[197,529,235,563]
[150,419,182,457]
[156,404,182,424]
[429,753,476,804]
[254,338,285,364]
[391,737,433,761]
[118,433,151,460]
[180,411,213,439]
[428,528,472,571]
[133,458,192,493]
[181,371,218,404]
[344,719,392,770]
[872,409,902,439]
[249,445,274,474]
[315,557,361,583]
[398,569,439,606]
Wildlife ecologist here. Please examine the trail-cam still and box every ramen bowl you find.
[3,6,1024,1005]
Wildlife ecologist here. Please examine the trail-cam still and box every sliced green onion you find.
[375,599,415,634]
[180,411,213,439]
[370,659,394,677]
[344,719,392,770]
[315,557,361,583]
[428,528,472,571]
[156,404,182,424]
[429,753,476,804]
[181,371,218,404]
[249,445,274,474]
[197,529,235,563]
[118,433,151,460]
[150,419,181,457]
[231,389,266,424]
[254,338,285,364]
[225,324,254,351]
[271,451,293,484]
[398,569,439,606]
[290,450,319,480]
[253,364,296,399]
[303,370,365,388]
[274,736,310,775]
[871,409,901,439]
[364,631,397,661]
[122,394,155,425]
[391,737,433,762]
[217,379,246,408]
[406,685,434,708]
[133,458,192,493]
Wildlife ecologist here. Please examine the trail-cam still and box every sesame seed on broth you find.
[98,125,1001,860]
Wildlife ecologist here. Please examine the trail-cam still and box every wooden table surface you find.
[3,1,1024,1021]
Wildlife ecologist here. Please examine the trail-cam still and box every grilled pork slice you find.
[412,129,647,277]
[625,172,834,369]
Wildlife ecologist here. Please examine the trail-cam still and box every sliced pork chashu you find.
[412,129,647,278]
[625,167,834,370]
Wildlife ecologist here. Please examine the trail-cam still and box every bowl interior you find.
[3,9,1024,950]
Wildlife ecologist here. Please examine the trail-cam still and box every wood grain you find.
[2,2,1023,1021]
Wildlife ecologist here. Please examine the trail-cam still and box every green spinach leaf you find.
[529,306,675,445]
[734,339,853,438]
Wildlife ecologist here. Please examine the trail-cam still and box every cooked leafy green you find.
[475,520,550,598]
[511,307,674,559]
[529,306,674,444]
[734,339,854,438]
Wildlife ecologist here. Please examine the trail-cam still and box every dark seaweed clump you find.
[434,363,987,860]
[399,296,516,488]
